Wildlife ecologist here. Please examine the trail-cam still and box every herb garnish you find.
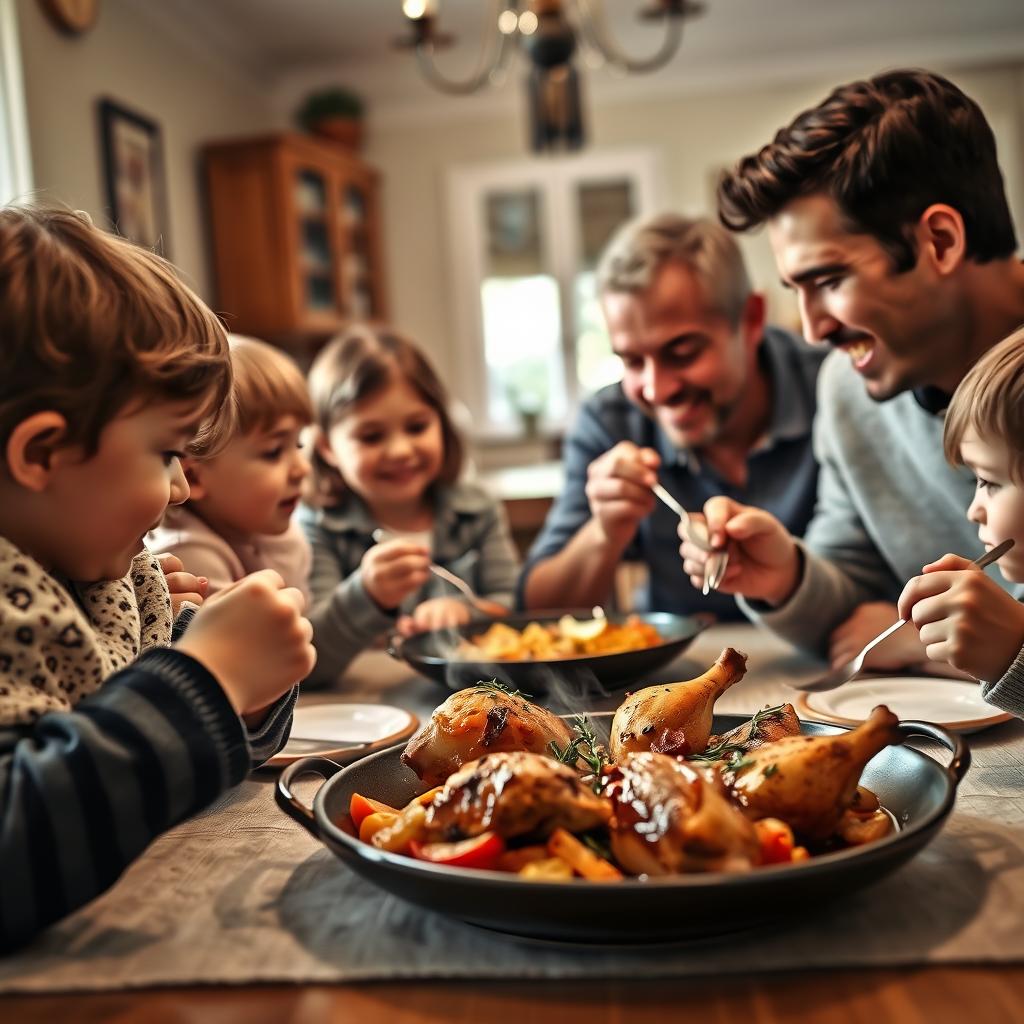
[550,716,609,793]
[473,679,533,701]
[688,703,787,763]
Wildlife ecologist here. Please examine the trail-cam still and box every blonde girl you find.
[149,335,313,604]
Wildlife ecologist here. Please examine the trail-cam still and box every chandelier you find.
[397,1,704,152]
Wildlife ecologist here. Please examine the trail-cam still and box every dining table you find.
[4,622,1024,1023]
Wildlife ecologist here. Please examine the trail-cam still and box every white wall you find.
[353,61,1024,387]
[17,0,277,300]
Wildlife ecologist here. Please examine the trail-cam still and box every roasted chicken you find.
[609,647,748,761]
[724,705,901,839]
[605,751,760,875]
[420,751,611,842]
[401,683,574,786]
[707,702,801,754]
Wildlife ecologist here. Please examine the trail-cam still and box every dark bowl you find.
[276,713,969,944]
[388,610,711,693]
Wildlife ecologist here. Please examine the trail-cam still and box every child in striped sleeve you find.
[0,204,316,950]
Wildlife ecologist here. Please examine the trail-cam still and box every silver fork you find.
[652,483,730,595]
[791,539,1014,693]
[371,528,504,616]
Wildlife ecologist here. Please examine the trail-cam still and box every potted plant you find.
[295,86,366,151]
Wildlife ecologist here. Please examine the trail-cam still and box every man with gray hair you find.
[519,213,825,619]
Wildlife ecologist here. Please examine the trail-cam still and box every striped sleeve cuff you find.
[981,643,1024,719]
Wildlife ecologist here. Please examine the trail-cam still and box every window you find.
[0,0,33,205]
[447,150,663,436]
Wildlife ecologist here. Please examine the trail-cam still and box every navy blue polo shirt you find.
[519,327,826,620]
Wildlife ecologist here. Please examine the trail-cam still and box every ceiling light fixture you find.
[397,0,704,152]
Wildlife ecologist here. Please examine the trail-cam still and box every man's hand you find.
[679,496,801,605]
[361,539,431,611]
[898,554,1024,682]
[177,569,316,715]
[155,552,208,615]
[584,441,659,550]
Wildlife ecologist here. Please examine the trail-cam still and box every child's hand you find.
[361,539,431,611]
[898,554,1024,681]
[155,552,208,615]
[177,569,316,714]
[679,497,801,605]
[397,596,472,637]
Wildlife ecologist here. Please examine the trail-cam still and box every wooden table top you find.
[5,624,1022,1022]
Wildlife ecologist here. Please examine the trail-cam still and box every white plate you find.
[799,675,1013,734]
[265,703,419,768]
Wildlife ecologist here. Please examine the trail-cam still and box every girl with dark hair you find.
[299,324,519,687]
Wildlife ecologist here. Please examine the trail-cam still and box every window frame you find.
[445,148,665,438]
[0,0,33,205]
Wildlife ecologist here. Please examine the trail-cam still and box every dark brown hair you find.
[944,325,1024,484]
[307,323,464,504]
[718,69,1017,271]
[0,204,232,458]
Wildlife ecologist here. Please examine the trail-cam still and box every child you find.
[897,329,1024,712]
[0,205,315,949]
[148,335,313,605]
[300,324,519,687]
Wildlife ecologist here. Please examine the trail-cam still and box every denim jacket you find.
[298,481,519,687]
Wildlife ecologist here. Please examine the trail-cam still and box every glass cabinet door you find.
[342,182,374,319]
[294,168,337,313]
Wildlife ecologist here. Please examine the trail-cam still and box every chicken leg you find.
[724,705,901,839]
[609,647,748,762]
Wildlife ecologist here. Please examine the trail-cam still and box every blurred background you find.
[7,0,1024,547]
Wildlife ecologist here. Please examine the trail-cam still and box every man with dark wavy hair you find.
[682,69,1024,666]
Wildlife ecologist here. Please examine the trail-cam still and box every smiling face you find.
[768,193,966,401]
[323,372,444,520]
[32,401,195,582]
[601,262,764,450]
[186,414,311,538]
[961,426,1024,583]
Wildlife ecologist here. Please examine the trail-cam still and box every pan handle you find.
[275,756,343,837]
[898,720,971,786]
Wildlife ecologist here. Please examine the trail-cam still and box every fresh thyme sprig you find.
[686,703,787,764]
[549,715,609,793]
[473,679,533,701]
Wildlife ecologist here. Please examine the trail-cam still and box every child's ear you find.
[313,428,339,467]
[5,412,70,491]
[180,456,207,501]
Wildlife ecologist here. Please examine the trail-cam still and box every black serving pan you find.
[387,610,711,692]
[276,713,969,944]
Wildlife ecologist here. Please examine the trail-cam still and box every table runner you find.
[3,627,1023,991]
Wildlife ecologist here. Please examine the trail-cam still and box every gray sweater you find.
[741,350,1024,715]
[299,480,520,688]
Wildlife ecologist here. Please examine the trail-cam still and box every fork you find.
[371,528,504,616]
[652,483,730,595]
[790,538,1014,693]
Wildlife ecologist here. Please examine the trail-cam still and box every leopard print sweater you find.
[0,537,173,725]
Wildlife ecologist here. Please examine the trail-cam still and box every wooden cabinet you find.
[204,133,387,348]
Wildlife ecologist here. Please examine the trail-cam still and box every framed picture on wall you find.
[98,98,170,255]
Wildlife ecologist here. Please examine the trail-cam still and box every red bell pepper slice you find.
[410,831,505,870]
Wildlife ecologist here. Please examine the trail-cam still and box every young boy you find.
[148,335,313,605]
[0,205,316,950]
[897,329,1024,713]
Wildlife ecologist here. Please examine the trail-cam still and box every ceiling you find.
[131,0,1024,111]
